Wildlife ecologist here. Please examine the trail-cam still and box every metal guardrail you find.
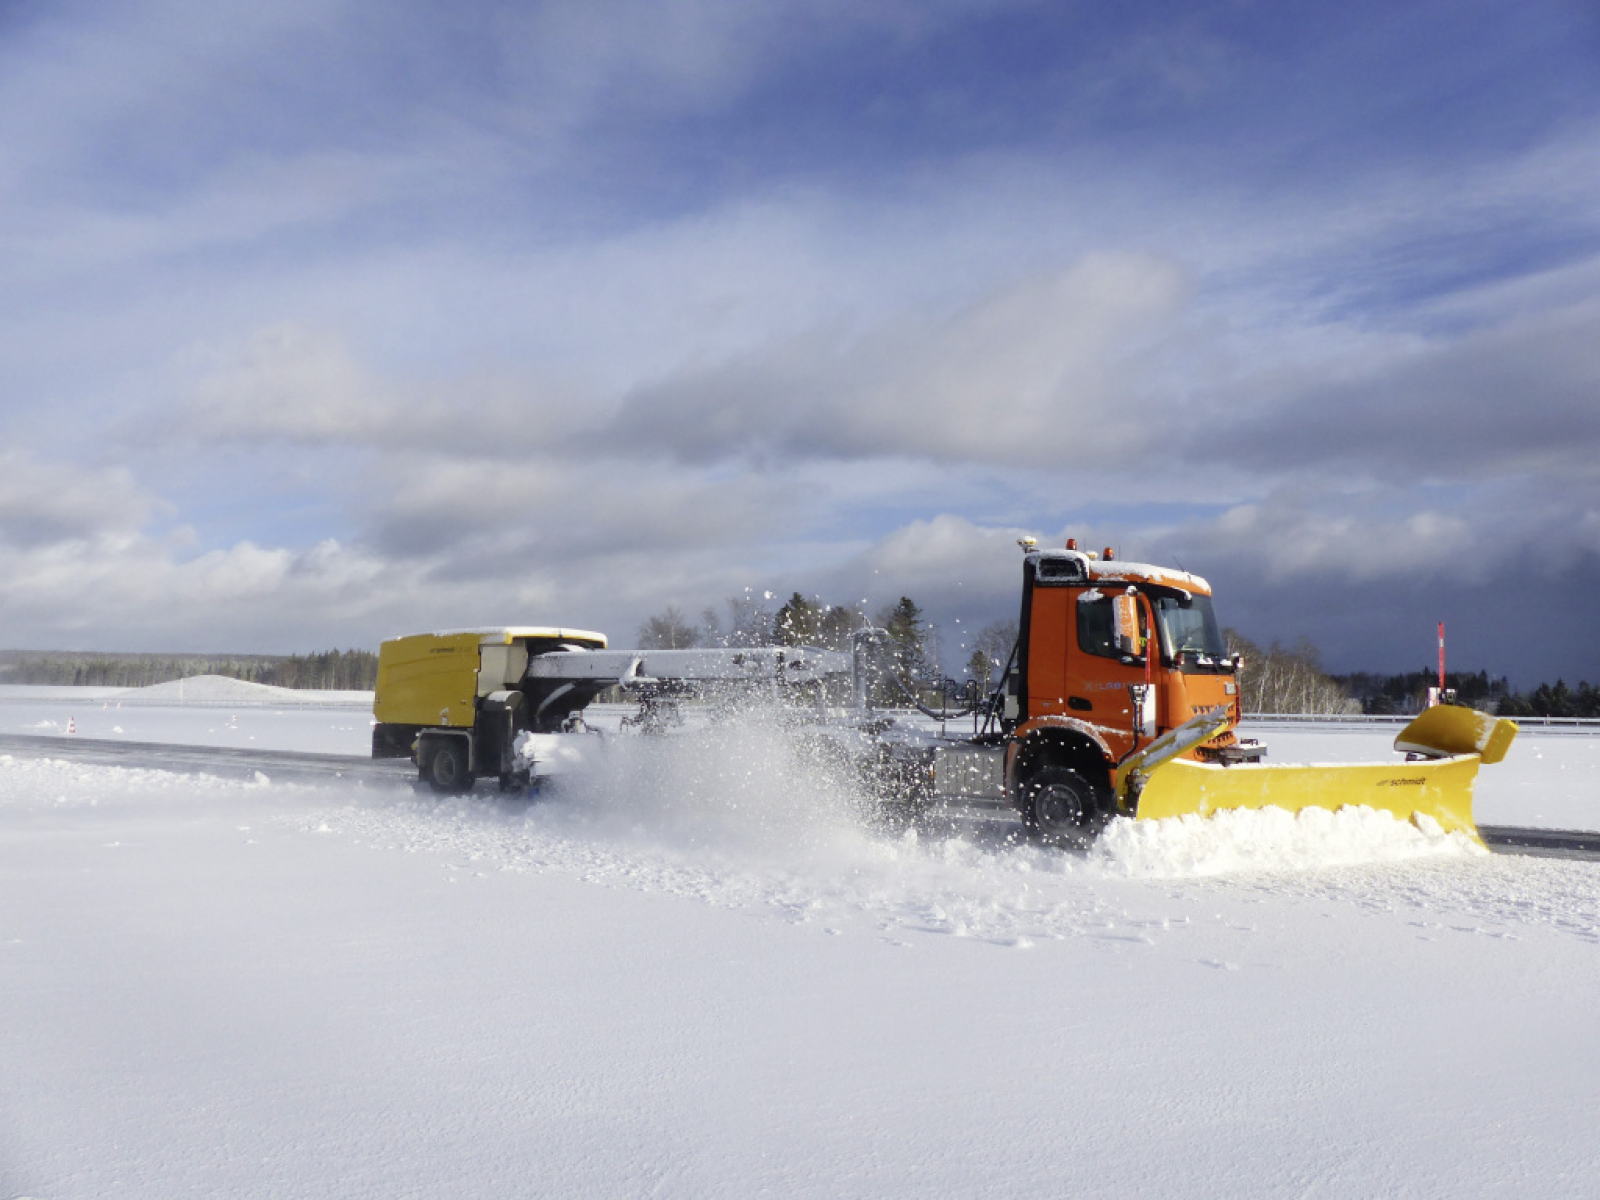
[0,693,372,711]
[0,733,411,785]
[1242,712,1600,732]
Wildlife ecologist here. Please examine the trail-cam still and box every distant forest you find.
[0,649,378,690]
[1332,668,1600,719]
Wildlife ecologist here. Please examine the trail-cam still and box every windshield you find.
[1153,594,1227,660]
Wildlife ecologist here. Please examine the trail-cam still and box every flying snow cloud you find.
[1,0,1598,684]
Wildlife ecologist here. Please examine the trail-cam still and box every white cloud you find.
[609,252,1193,466]
[183,323,387,443]
[0,453,159,547]
[1197,503,1479,585]
[0,520,498,652]
[358,450,790,567]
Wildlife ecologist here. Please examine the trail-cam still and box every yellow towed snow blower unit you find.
[372,627,854,793]
[371,627,610,792]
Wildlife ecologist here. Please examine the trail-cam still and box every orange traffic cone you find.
[67,717,76,735]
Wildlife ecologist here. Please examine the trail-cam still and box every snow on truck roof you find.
[1089,560,1210,593]
[1030,548,1211,594]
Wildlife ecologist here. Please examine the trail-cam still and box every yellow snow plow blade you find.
[1133,755,1482,837]
[1122,706,1518,841]
[1393,703,1518,765]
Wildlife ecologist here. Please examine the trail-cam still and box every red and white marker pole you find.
[1438,621,1446,693]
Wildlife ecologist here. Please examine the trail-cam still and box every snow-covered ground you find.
[0,679,374,755]
[3,690,1599,1197]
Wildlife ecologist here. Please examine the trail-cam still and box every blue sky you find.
[2,0,1598,685]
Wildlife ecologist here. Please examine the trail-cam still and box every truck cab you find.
[1001,545,1254,836]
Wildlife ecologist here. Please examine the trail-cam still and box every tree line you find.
[0,649,378,690]
[1493,680,1600,719]
[1223,632,1359,715]
[1332,668,1509,715]
[1210,638,1600,719]
[1324,667,1600,718]
[638,592,1020,707]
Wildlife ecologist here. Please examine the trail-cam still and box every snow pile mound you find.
[123,675,314,705]
[1093,805,1488,878]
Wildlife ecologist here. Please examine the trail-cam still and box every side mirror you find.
[1113,591,1142,659]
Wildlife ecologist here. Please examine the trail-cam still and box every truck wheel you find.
[427,740,472,794]
[1024,766,1099,848]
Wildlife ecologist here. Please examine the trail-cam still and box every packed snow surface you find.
[3,702,1600,1198]
[0,682,373,753]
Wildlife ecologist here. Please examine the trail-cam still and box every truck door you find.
[1071,587,1154,761]
[1023,583,1072,721]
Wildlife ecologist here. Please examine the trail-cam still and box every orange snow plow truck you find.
[958,539,1516,844]
[371,539,1517,844]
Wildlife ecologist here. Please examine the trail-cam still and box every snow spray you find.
[544,699,880,863]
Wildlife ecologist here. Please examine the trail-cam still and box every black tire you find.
[426,740,472,794]
[1022,766,1100,848]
